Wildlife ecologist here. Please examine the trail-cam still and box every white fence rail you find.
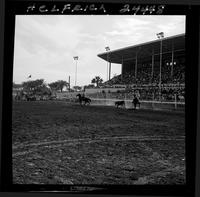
[90,98,185,111]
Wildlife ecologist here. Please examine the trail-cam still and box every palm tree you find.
[91,76,103,87]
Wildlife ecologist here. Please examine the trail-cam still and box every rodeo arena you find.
[12,33,186,185]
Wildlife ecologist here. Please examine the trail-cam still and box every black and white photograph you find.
[12,14,186,186]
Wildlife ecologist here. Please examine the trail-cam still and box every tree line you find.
[13,76,104,95]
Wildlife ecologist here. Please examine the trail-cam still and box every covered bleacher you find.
[98,33,185,83]
[97,34,185,102]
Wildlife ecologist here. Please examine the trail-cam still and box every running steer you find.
[115,100,125,108]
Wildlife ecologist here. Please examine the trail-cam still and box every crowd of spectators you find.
[93,61,185,102]
[104,61,185,86]
[88,86,185,102]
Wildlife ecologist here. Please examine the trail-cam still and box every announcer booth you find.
[97,33,185,84]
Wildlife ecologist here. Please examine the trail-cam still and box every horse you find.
[25,95,36,101]
[115,100,125,108]
[76,94,91,105]
[132,96,140,109]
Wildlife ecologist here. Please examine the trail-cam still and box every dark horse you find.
[132,95,140,109]
[26,95,36,101]
[115,100,125,108]
[76,94,91,105]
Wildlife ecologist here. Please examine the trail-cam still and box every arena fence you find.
[90,98,185,111]
[12,90,185,111]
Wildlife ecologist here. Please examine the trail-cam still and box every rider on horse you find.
[76,93,91,105]
[132,94,140,109]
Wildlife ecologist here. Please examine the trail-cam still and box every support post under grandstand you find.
[121,56,124,81]
[151,49,154,82]
[171,41,174,77]
[109,62,111,80]
[135,50,138,78]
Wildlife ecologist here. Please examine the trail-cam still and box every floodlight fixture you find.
[73,56,78,60]
[105,46,110,51]
[157,32,164,39]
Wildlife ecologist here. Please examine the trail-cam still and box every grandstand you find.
[97,34,185,104]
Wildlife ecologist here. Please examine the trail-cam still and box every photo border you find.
[1,1,200,197]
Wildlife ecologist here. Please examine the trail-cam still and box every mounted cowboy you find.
[132,94,140,109]
[76,93,91,105]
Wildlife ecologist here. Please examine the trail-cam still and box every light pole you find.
[73,56,78,87]
[105,46,110,81]
[156,32,164,101]
[68,75,70,92]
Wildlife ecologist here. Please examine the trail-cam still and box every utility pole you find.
[68,75,70,92]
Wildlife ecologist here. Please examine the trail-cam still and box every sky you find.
[13,15,185,87]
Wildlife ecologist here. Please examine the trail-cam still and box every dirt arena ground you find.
[12,101,185,185]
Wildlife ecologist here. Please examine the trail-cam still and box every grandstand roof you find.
[97,33,185,64]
